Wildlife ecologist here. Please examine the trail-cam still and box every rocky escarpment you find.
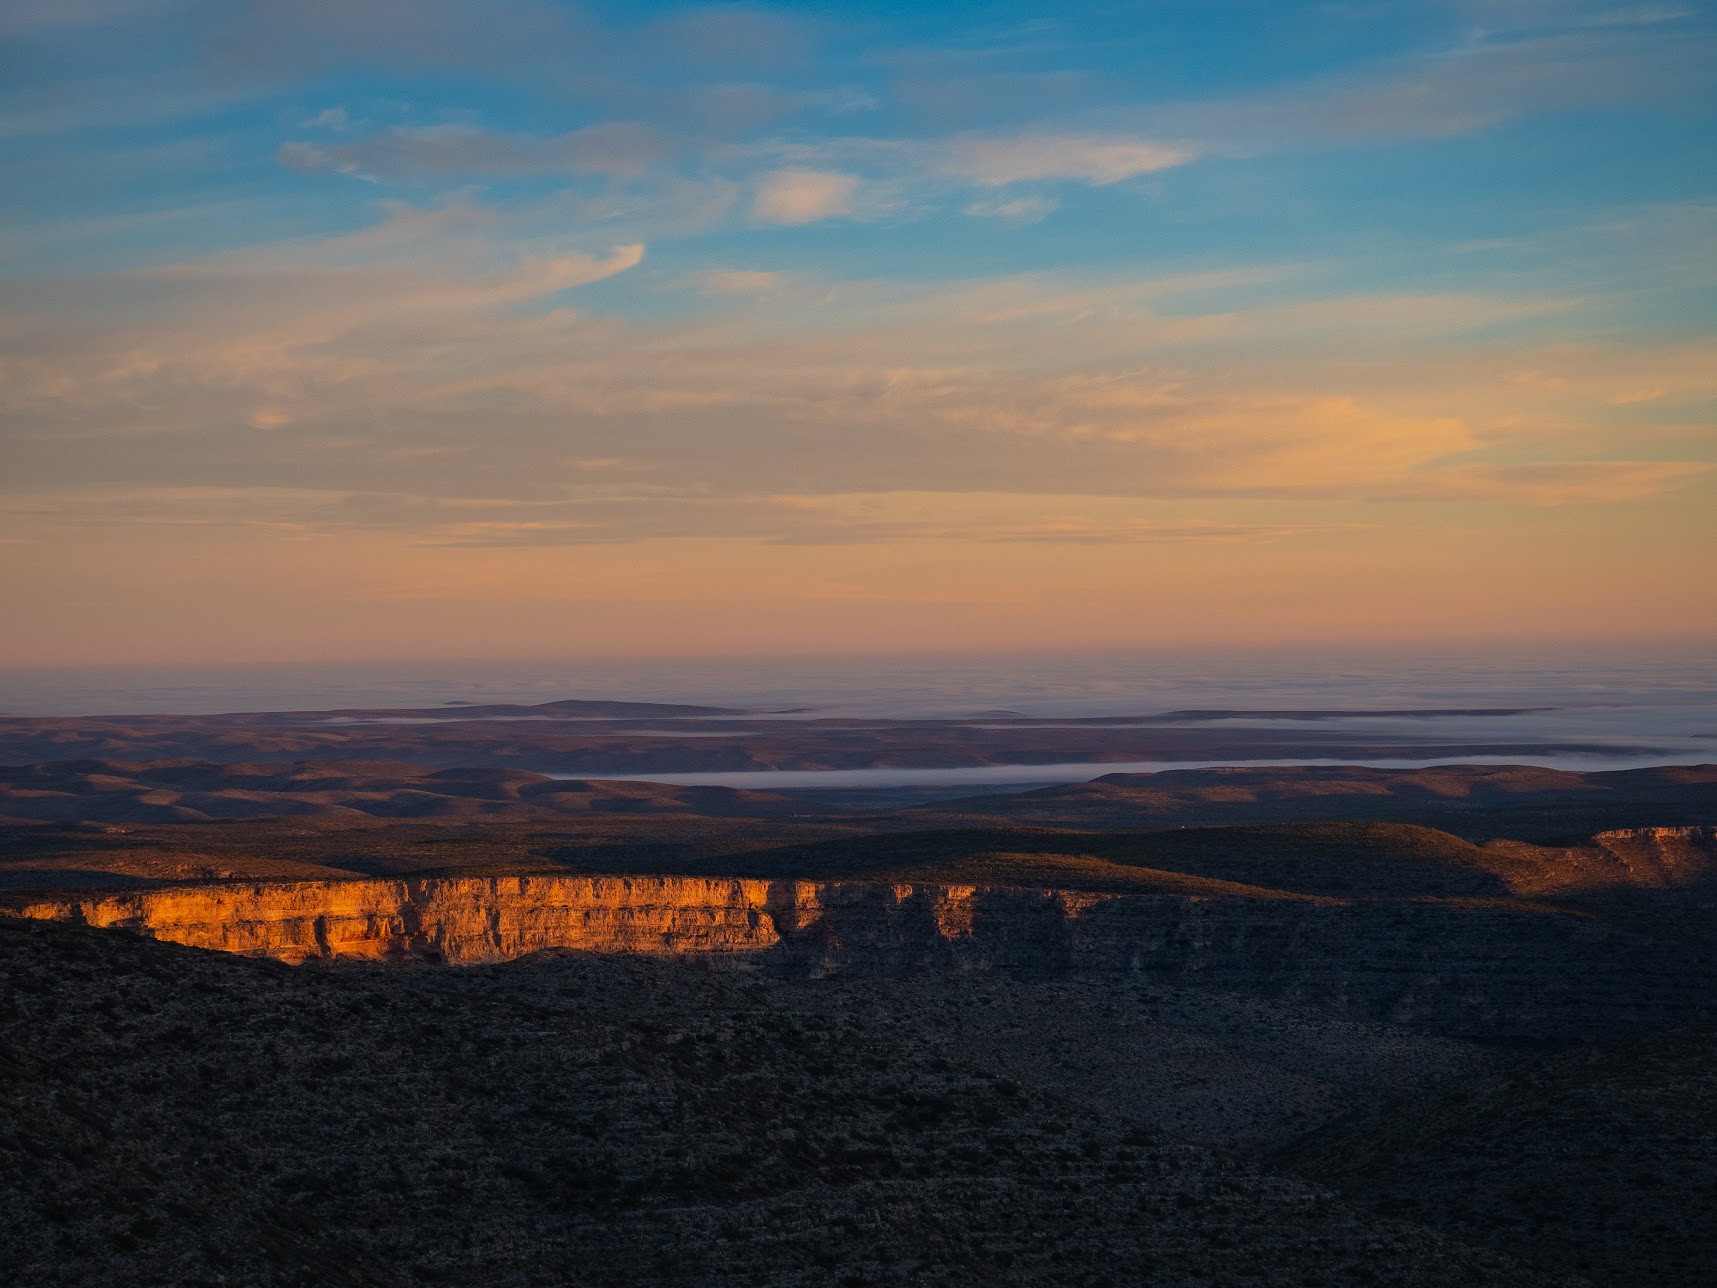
[13,875,1717,1040]
[1471,825,1717,895]
[14,876,806,965]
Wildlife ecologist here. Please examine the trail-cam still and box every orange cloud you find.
[3,207,1713,663]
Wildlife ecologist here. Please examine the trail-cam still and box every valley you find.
[4,713,1716,1287]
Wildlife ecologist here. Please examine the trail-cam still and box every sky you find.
[1,0,1714,666]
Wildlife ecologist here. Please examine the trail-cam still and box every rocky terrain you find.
[1,916,1572,1288]
[12,824,1717,1044]
[5,737,1717,1286]
[1282,1022,1717,1286]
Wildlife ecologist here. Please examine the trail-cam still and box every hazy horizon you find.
[6,642,1714,745]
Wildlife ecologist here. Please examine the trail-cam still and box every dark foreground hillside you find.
[6,795,1717,1287]
[1282,1024,1717,1287]
[0,917,1568,1288]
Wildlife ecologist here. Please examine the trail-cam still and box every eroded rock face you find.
[1587,826,1717,887]
[12,875,1717,1040]
[15,876,816,965]
[11,878,1124,973]
[1487,826,1717,894]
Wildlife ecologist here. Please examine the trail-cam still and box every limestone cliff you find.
[15,876,812,965]
[13,874,1717,1040]
[12,877,1127,971]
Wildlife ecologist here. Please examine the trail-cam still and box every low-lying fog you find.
[555,752,1713,791]
[5,646,1713,777]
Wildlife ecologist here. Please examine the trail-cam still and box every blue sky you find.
[6,1,1713,283]
[1,1,1714,662]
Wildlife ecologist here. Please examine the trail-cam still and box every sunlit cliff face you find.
[1496,827,1717,895]
[11,877,1090,967]
[11,827,1713,968]
[12,856,1717,1042]
[16,876,797,966]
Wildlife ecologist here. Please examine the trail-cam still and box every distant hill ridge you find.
[0,758,799,824]
[0,703,1665,775]
[923,762,1717,838]
[5,758,1715,830]
[542,820,1717,900]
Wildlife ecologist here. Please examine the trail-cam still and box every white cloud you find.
[964,195,1058,223]
[1454,1,1692,34]
[694,269,784,294]
[281,122,670,178]
[940,133,1195,186]
[1587,7,1693,27]
[4,204,1710,548]
[1405,460,1712,504]
[1183,22,1715,145]
[750,168,860,224]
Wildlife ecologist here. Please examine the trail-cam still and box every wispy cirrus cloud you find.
[750,168,864,224]
[1452,1,1694,36]
[3,2,1714,657]
[693,269,787,295]
[0,484,1369,549]
[281,122,672,179]
[1168,21,1715,145]
[964,195,1058,222]
[4,200,1708,535]
[714,129,1193,225]
[275,121,1196,228]
[938,132,1194,186]
[1403,459,1712,504]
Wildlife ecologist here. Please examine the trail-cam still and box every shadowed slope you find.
[1282,1023,1717,1288]
[1090,823,1528,897]
[921,764,1717,839]
[548,822,1530,898]
[0,916,1564,1288]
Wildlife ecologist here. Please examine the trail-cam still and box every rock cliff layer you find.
[13,874,1717,1040]
[15,876,811,964]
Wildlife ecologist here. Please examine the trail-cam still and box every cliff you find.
[13,875,807,964]
[14,874,1717,1040]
